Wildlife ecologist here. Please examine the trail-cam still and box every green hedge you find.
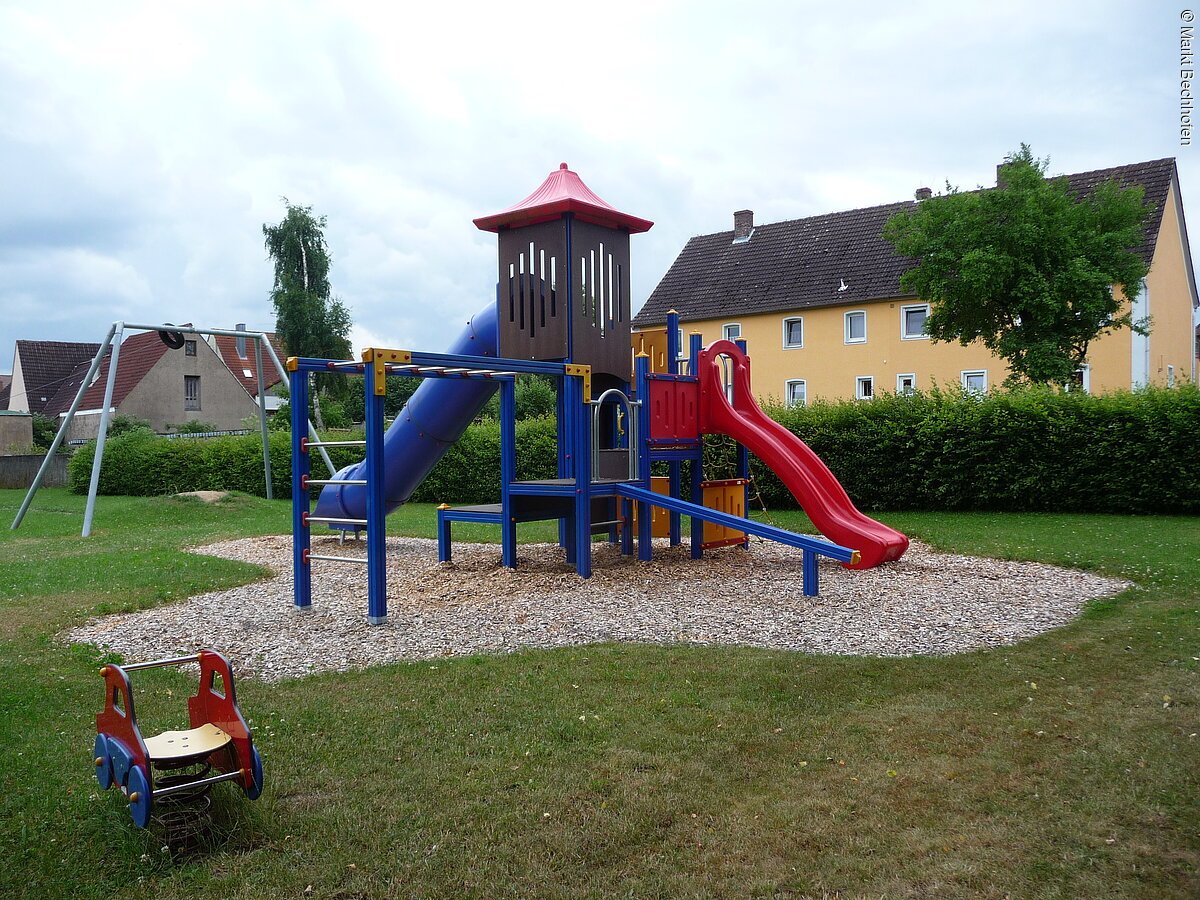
[701,385,1200,514]
[67,418,559,504]
[68,387,1200,513]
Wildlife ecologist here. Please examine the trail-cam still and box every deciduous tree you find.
[883,145,1151,385]
[263,200,353,427]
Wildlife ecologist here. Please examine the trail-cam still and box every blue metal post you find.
[735,336,751,549]
[568,373,592,578]
[290,369,312,612]
[500,378,518,569]
[803,550,819,597]
[666,310,680,376]
[665,310,683,545]
[688,332,705,559]
[437,505,451,562]
[634,353,653,561]
[365,357,388,625]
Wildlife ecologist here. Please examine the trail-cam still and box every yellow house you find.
[632,158,1199,404]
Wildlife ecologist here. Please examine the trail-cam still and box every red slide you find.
[695,340,908,569]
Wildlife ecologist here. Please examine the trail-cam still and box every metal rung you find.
[152,768,245,799]
[305,440,367,448]
[307,553,369,565]
[416,366,447,374]
[306,478,368,486]
[326,360,364,369]
[117,654,201,672]
[591,519,623,528]
[305,515,368,526]
[384,364,417,372]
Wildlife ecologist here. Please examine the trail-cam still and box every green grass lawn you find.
[1,488,1197,898]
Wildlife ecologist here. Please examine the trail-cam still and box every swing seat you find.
[144,722,231,764]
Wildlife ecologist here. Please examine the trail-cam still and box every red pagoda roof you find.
[473,163,653,234]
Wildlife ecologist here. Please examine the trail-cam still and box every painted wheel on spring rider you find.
[93,734,113,790]
[244,746,264,800]
[126,765,152,828]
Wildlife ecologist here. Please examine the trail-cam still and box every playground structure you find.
[93,649,263,829]
[289,164,908,624]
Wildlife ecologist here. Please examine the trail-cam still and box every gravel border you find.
[63,535,1131,682]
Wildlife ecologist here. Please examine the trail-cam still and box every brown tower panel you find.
[497,220,569,362]
[568,219,632,381]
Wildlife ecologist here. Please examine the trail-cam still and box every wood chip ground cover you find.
[64,535,1131,681]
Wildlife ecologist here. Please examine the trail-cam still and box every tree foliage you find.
[263,200,352,360]
[263,200,353,424]
[883,145,1152,385]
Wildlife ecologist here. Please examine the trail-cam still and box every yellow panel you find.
[702,480,747,547]
[144,722,231,762]
[629,476,672,537]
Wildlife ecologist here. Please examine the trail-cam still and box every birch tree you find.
[263,200,352,428]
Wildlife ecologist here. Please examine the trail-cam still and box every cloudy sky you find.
[0,1,1188,371]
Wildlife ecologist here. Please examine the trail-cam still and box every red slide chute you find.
[695,340,908,569]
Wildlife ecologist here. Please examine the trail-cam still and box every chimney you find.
[996,163,1007,188]
[914,187,932,201]
[235,323,247,359]
[733,209,754,242]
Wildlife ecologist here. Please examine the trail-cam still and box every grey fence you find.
[0,453,68,489]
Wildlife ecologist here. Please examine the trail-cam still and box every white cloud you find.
[0,0,1186,373]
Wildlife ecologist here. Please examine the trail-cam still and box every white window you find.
[675,327,687,361]
[901,304,929,340]
[722,323,742,342]
[1168,365,1176,388]
[896,373,916,393]
[855,376,874,400]
[1067,365,1091,393]
[845,310,867,344]
[184,375,201,410]
[961,370,988,394]
[785,379,807,408]
[782,317,804,349]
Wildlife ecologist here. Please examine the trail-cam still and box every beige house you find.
[633,158,1198,404]
[7,325,287,440]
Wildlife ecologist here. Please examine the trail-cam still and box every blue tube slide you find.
[311,303,499,524]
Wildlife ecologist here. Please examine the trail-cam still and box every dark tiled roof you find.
[211,332,285,396]
[13,340,100,414]
[0,374,10,410]
[634,158,1179,327]
[43,332,169,415]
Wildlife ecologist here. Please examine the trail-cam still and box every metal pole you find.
[291,368,312,613]
[364,356,387,624]
[253,337,273,500]
[11,323,117,530]
[256,336,335,477]
[111,323,329,475]
[82,323,125,537]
